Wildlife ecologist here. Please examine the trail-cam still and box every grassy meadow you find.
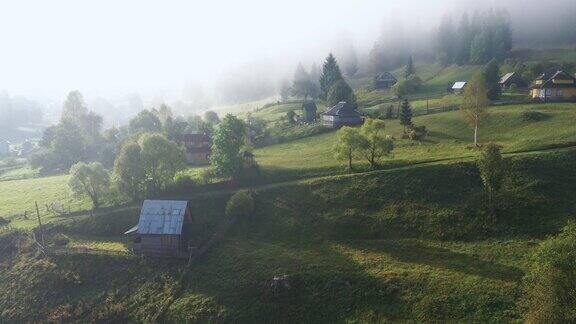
[0,174,91,229]
[253,102,576,182]
[3,149,573,321]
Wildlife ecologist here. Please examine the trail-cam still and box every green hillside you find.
[2,149,575,322]
[253,103,576,182]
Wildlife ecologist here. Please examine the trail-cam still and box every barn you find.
[321,101,363,128]
[126,200,193,257]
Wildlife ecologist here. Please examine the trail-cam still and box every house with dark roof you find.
[530,70,576,101]
[500,72,527,90]
[126,200,193,257]
[183,133,212,164]
[374,72,397,90]
[321,101,363,128]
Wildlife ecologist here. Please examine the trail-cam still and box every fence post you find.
[35,201,45,247]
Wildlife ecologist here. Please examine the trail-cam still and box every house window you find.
[557,89,564,97]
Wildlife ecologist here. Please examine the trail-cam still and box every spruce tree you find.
[483,59,501,100]
[404,56,416,79]
[320,53,343,100]
[327,79,356,108]
[399,99,413,133]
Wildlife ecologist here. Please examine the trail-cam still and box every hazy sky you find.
[0,0,573,100]
[0,0,458,98]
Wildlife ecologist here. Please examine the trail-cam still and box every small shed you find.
[451,82,467,95]
[500,72,527,90]
[374,72,397,90]
[128,200,193,257]
[321,101,363,128]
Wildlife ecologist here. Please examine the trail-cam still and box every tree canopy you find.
[210,114,247,178]
[69,162,110,209]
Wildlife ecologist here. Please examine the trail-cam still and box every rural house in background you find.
[374,72,397,89]
[321,101,363,128]
[530,70,576,101]
[0,140,9,156]
[125,200,193,258]
[451,81,467,94]
[183,133,212,164]
[500,72,527,90]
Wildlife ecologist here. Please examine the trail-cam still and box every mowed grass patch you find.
[253,103,576,182]
[0,174,90,229]
[67,234,129,252]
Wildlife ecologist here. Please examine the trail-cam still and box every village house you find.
[499,72,527,90]
[530,70,576,101]
[451,81,467,95]
[125,200,193,258]
[183,133,212,164]
[321,101,363,128]
[374,72,397,90]
[0,140,9,156]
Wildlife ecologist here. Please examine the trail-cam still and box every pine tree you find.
[319,54,344,100]
[483,59,501,100]
[327,79,356,108]
[455,13,473,65]
[404,56,416,79]
[399,99,413,133]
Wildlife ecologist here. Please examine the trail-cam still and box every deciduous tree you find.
[114,142,145,201]
[477,143,505,217]
[210,114,247,178]
[461,73,490,146]
[333,126,364,170]
[69,162,110,209]
[359,119,394,168]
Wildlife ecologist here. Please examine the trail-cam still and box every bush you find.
[173,173,196,188]
[52,233,70,247]
[225,190,255,219]
[521,221,576,322]
[0,216,10,227]
[521,110,550,122]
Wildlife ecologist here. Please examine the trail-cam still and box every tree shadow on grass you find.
[173,239,410,323]
[346,239,523,282]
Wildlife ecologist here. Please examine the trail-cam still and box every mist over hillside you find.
[0,0,574,127]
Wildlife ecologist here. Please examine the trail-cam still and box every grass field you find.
[0,174,91,229]
[253,102,576,182]
[1,147,575,322]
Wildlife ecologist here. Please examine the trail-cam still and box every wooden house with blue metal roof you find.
[126,200,193,257]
